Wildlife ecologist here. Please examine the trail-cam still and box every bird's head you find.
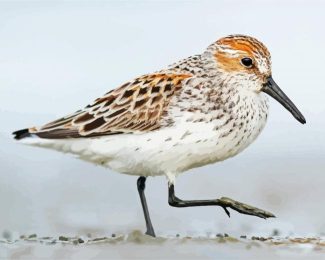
[210,34,306,124]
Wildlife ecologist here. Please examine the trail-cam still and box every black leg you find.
[137,176,156,237]
[168,183,275,219]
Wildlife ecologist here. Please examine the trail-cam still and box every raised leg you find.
[137,176,156,237]
[168,183,275,219]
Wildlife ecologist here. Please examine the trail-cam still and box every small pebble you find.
[2,231,11,240]
[272,229,280,236]
[59,236,69,241]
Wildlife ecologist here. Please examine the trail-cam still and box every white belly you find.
[21,101,268,180]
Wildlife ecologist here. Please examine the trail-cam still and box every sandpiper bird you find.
[13,35,306,237]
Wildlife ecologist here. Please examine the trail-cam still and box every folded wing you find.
[30,73,192,139]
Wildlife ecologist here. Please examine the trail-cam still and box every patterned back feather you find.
[32,73,192,138]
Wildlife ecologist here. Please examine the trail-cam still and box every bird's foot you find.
[145,229,156,237]
[216,197,275,219]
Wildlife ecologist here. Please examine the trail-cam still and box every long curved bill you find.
[262,77,306,124]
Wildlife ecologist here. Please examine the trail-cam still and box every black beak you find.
[262,77,306,124]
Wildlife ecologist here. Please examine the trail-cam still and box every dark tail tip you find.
[13,128,32,140]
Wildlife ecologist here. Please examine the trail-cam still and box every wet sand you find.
[1,231,324,259]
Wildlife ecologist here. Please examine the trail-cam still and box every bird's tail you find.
[12,128,33,140]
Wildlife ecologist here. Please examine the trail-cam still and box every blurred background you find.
[0,0,324,241]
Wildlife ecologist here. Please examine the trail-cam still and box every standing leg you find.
[168,183,275,219]
[137,176,156,237]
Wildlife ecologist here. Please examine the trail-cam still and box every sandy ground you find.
[1,231,325,259]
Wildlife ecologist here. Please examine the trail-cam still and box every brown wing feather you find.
[33,73,192,139]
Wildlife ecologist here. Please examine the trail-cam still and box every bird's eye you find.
[241,57,253,68]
